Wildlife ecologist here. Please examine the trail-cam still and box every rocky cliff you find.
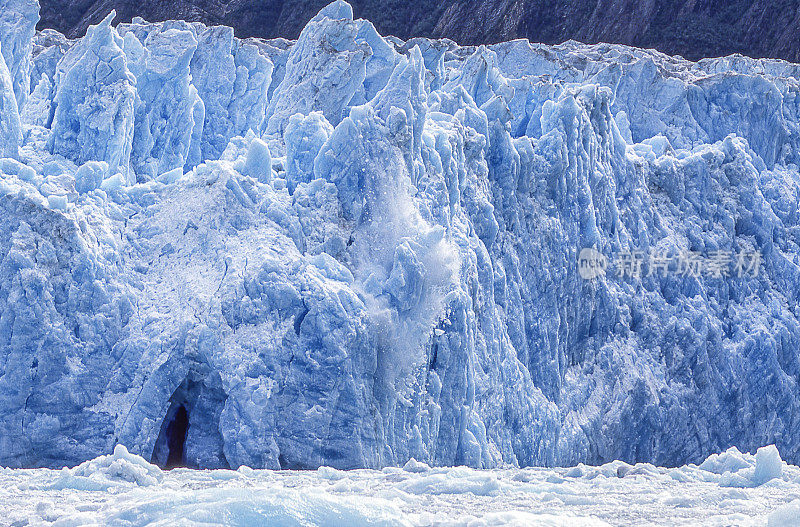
[37,0,800,62]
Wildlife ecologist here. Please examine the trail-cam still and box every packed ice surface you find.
[2,445,800,526]
[1,0,800,474]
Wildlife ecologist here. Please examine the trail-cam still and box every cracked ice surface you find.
[1,0,800,475]
[1,445,800,526]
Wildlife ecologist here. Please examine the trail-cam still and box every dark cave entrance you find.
[164,405,189,469]
[151,375,230,470]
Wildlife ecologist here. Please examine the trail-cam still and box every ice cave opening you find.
[150,375,230,470]
[164,406,189,469]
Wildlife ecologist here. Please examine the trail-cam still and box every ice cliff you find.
[1,0,799,470]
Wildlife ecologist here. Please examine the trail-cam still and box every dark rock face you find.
[38,0,800,62]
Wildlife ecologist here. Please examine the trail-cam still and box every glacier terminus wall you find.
[1,0,800,470]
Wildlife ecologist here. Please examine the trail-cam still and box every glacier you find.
[0,0,799,474]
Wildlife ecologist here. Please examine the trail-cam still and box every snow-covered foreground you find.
[2,445,800,526]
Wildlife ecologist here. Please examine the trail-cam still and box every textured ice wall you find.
[0,0,37,159]
[0,0,38,110]
[47,13,136,180]
[0,42,21,159]
[1,0,800,470]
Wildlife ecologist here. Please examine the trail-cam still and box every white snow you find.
[2,446,800,526]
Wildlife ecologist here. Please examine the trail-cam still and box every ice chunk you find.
[284,111,333,192]
[20,72,50,126]
[386,240,425,311]
[309,252,354,284]
[256,39,291,103]
[0,45,21,159]
[354,19,396,103]
[75,160,109,193]
[120,24,204,180]
[48,12,136,181]
[189,26,238,164]
[753,445,783,485]
[0,0,38,109]
[400,38,452,92]
[46,194,66,210]
[698,445,785,488]
[311,0,354,22]
[70,444,163,487]
[397,471,501,496]
[228,41,273,139]
[265,9,369,135]
[371,45,427,158]
[699,447,753,475]
[0,157,35,181]
[241,136,272,183]
[190,26,272,162]
[156,166,183,185]
[29,29,71,95]
[22,29,70,126]
[445,46,513,109]
[402,458,431,473]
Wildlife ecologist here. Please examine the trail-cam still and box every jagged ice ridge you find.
[0,0,799,471]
